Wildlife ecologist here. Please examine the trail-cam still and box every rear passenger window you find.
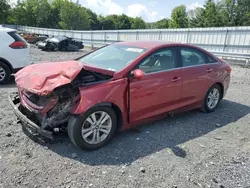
[206,55,218,64]
[180,48,206,67]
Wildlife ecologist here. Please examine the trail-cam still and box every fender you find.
[87,102,124,130]
[70,78,129,129]
[0,57,13,72]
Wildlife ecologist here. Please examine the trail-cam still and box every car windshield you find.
[78,44,147,72]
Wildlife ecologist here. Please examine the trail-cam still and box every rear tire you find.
[68,106,117,150]
[0,62,11,84]
[202,84,222,113]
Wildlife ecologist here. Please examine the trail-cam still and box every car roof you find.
[0,26,16,33]
[117,40,170,49]
[116,40,202,50]
[117,40,182,49]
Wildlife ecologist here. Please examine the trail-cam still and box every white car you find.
[0,27,32,84]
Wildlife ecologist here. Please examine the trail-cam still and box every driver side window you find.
[138,48,175,74]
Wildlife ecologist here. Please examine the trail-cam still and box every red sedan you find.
[10,41,231,150]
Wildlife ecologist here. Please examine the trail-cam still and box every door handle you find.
[207,68,213,73]
[172,77,181,82]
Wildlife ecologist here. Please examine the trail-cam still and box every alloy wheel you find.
[0,67,6,82]
[207,88,220,109]
[81,111,112,144]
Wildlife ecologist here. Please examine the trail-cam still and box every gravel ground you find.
[0,46,250,188]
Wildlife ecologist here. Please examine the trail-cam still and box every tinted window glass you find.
[8,31,26,43]
[206,54,218,64]
[138,48,175,74]
[180,48,206,67]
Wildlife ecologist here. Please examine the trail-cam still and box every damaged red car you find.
[9,41,231,150]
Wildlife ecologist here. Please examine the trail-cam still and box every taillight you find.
[9,41,27,49]
[225,66,232,73]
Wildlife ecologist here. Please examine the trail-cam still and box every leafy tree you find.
[116,14,131,29]
[23,0,40,26]
[104,14,131,29]
[11,1,31,25]
[50,0,66,28]
[0,0,11,24]
[218,0,237,26]
[10,0,52,27]
[169,5,189,28]
[3,0,250,30]
[145,22,153,29]
[36,0,52,27]
[131,17,146,29]
[154,18,169,28]
[84,7,100,30]
[98,15,116,30]
[237,0,250,26]
[188,7,205,27]
[59,1,90,30]
[202,0,225,27]
[218,0,250,26]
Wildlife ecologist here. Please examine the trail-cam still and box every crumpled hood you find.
[15,61,83,96]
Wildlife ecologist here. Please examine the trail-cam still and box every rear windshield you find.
[8,31,27,42]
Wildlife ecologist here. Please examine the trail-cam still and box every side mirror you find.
[132,69,145,80]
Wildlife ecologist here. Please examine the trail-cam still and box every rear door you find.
[178,47,217,107]
[129,47,183,122]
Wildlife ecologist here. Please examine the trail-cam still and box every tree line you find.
[0,0,250,30]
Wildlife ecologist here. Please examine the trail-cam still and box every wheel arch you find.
[215,82,224,100]
[0,57,13,73]
[93,102,123,131]
[202,82,224,113]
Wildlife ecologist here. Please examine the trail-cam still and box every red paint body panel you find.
[179,65,215,107]
[70,78,130,129]
[113,42,217,80]
[14,41,231,131]
[129,69,182,122]
[15,61,83,95]
[15,61,114,96]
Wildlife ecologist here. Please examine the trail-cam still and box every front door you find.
[129,47,183,122]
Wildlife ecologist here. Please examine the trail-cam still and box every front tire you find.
[0,62,11,84]
[202,84,222,113]
[68,106,117,150]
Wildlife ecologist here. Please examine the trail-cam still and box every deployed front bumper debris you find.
[9,93,54,140]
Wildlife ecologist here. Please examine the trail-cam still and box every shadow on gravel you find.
[31,99,250,166]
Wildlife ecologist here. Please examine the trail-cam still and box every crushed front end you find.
[9,85,79,139]
[9,60,113,139]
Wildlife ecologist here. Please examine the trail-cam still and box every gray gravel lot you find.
[0,46,250,188]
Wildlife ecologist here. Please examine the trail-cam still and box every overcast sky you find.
[9,0,205,22]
